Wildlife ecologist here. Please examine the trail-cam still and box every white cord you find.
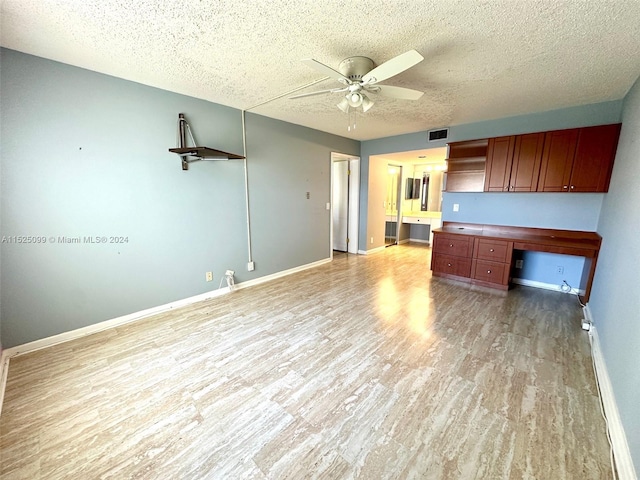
[562,280,586,308]
[588,330,618,480]
[218,273,235,291]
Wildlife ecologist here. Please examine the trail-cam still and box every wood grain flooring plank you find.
[0,244,613,479]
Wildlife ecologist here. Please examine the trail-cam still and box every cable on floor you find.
[562,280,586,307]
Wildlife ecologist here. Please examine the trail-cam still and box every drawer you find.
[432,253,472,278]
[402,216,431,225]
[433,233,473,257]
[472,259,509,285]
[474,239,511,263]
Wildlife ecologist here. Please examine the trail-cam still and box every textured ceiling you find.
[2,0,640,141]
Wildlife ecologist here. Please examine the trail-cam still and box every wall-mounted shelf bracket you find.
[168,113,245,170]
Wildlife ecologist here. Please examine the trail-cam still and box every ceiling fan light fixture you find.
[348,92,363,107]
[362,95,374,112]
[337,97,350,113]
[294,49,425,131]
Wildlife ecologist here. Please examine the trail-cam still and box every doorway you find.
[385,164,402,246]
[331,153,360,255]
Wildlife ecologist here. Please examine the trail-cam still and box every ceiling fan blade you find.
[301,58,352,85]
[290,87,348,99]
[373,85,424,100]
[361,50,424,85]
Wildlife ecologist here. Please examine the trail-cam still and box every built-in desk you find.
[431,222,602,303]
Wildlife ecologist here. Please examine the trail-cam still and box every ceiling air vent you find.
[428,128,449,142]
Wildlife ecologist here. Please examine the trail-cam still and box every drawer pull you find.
[489,248,495,252]
[447,263,452,267]
[487,270,492,274]
[449,244,453,247]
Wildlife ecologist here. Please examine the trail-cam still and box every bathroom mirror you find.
[408,163,445,213]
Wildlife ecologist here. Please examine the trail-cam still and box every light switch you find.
[326,202,330,210]
[453,203,459,212]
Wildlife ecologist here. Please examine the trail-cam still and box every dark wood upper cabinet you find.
[452,123,620,194]
[484,133,544,192]
[484,136,515,191]
[510,133,545,192]
[570,124,621,192]
[538,124,621,193]
[538,129,580,192]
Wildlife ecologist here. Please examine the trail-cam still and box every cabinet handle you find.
[570,185,575,190]
[563,185,568,189]
[489,248,495,252]
[487,270,492,274]
[449,244,453,247]
[447,263,452,267]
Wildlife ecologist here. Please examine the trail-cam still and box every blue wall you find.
[0,48,358,347]
[589,75,640,474]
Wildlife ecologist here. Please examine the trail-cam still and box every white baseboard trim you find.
[511,277,585,295]
[0,348,10,416]
[233,258,330,291]
[408,238,431,244]
[583,303,593,322]
[589,326,638,480]
[0,257,332,415]
[4,258,331,360]
[360,245,386,255]
[3,287,230,360]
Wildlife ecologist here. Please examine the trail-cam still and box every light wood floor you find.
[0,244,613,479]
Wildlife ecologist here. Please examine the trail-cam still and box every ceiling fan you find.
[290,50,425,115]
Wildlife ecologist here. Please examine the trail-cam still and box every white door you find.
[347,159,359,254]
[332,160,349,251]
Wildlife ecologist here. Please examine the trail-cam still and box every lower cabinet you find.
[432,232,513,289]
[471,259,510,288]
[433,253,472,278]
[431,232,474,281]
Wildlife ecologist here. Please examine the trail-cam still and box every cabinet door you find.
[472,259,509,286]
[569,124,621,192]
[432,254,472,278]
[510,133,545,192]
[538,129,579,192]
[473,239,511,263]
[484,136,515,192]
[433,233,473,257]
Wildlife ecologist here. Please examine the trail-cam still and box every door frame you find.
[330,152,360,258]
[385,163,403,246]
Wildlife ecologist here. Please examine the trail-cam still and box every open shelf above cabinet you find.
[445,139,488,192]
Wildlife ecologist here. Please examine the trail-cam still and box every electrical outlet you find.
[205,271,213,282]
[453,203,459,212]
[370,237,374,244]
[557,266,564,274]
[515,259,524,269]
[225,270,235,277]
[247,261,255,271]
